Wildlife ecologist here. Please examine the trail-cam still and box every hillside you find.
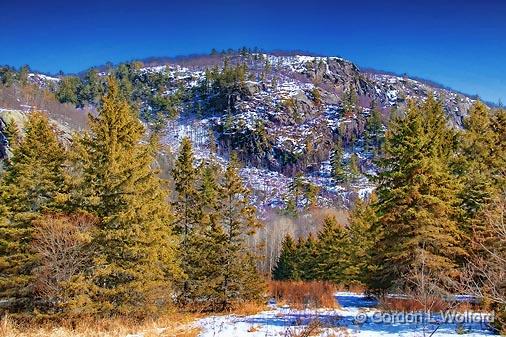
[0,51,477,211]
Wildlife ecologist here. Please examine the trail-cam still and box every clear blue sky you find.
[1,0,505,103]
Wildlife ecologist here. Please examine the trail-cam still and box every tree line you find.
[273,97,506,330]
[0,76,264,318]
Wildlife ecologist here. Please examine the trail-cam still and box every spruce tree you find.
[217,154,264,310]
[172,137,199,241]
[0,112,66,312]
[371,97,465,291]
[459,102,497,223]
[490,108,506,189]
[364,101,384,153]
[272,234,298,280]
[184,161,227,310]
[171,137,202,305]
[75,76,179,316]
[56,76,81,105]
[345,196,379,285]
[330,140,347,183]
[315,216,350,283]
[289,173,305,208]
[3,118,20,148]
[298,233,319,281]
[348,153,360,181]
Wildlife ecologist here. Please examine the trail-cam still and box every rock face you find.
[1,52,478,210]
[0,110,27,160]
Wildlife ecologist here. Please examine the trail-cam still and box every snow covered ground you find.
[196,292,497,337]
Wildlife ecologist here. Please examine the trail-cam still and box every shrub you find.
[269,281,338,309]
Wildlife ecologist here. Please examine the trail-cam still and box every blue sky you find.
[1,0,505,103]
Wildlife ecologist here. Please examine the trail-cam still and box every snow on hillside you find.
[17,52,478,211]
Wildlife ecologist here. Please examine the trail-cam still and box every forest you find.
[0,53,504,336]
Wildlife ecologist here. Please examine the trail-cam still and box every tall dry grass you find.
[0,313,201,337]
[378,296,474,312]
[269,281,339,309]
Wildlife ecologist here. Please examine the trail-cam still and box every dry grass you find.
[378,296,474,312]
[269,281,339,309]
[230,301,268,316]
[333,282,368,294]
[0,312,201,337]
[284,320,322,337]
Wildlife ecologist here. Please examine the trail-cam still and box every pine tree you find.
[184,161,228,310]
[3,118,21,148]
[272,234,298,280]
[0,112,67,312]
[490,108,506,189]
[56,76,81,105]
[172,137,199,240]
[371,97,465,291]
[315,216,350,283]
[171,137,200,305]
[312,87,323,111]
[298,233,319,281]
[288,173,305,209]
[216,154,264,310]
[208,129,218,155]
[364,101,384,153]
[81,68,103,104]
[342,88,358,118]
[348,153,360,181]
[344,195,379,285]
[305,183,320,209]
[458,102,498,235]
[330,140,347,183]
[74,76,179,316]
[18,65,29,86]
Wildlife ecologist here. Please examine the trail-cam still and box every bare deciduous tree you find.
[31,213,97,310]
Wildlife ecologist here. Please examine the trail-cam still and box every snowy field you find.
[196,292,497,337]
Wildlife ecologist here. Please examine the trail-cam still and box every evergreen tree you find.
[345,196,379,285]
[3,118,20,148]
[0,66,15,86]
[172,137,199,240]
[315,217,350,283]
[288,173,305,209]
[458,102,498,234]
[312,87,323,111]
[18,65,29,86]
[348,153,360,181]
[330,140,347,183]
[56,76,82,105]
[0,112,67,312]
[460,103,506,211]
[305,183,320,209]
[364,101,384,153]
[184,161,228,310]
[216,154,264,310]
[342,88,358,118]
[75,76,179,316]
[298,233,319,281]
[272,234,298,280]
[208,129,218,155]
[371,97,465,291]
[171,137,200,304]
[81,68,103,104]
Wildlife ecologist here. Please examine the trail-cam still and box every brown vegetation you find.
[0,84,92,131]
[0,313,201,337]
[31,213,97,311]
[269,281,338,309]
